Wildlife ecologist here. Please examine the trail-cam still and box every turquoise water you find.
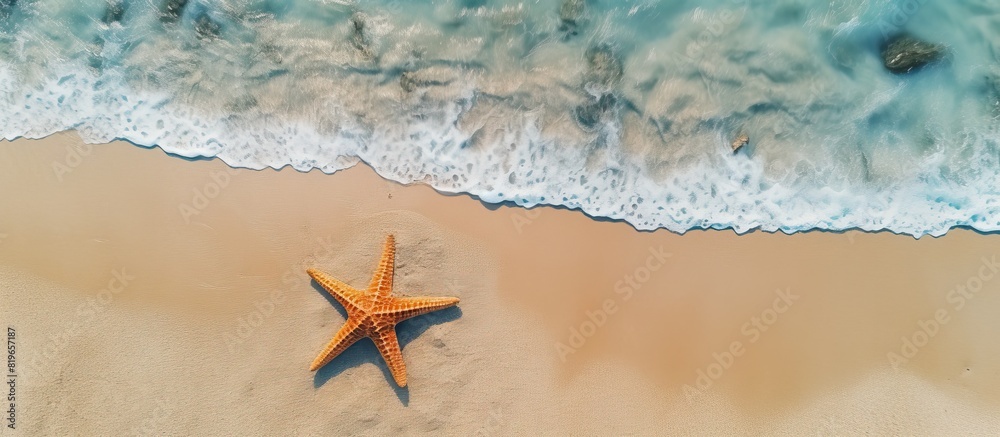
[1,0,998,236]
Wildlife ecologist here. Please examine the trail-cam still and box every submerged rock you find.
[575,45,625,130]
[559,0,584,22]
[400,70,455,93]
[350,13,375,59]
[558,0,584,36]
[731,133,749,153]
[575,94,617,129]
[194,13,221,39]
[881,35,945,74]
[0,0,17,19]
[102,0,125,24]
[161,0,188,22]
[584,44,623,91]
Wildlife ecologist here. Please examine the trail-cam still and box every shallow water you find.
[2,0,999,236]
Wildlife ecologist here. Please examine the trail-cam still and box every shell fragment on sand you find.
[731,133,749,153]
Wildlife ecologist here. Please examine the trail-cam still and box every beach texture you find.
[2,134,1000,435]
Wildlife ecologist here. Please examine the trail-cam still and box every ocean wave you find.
[2,0,1000,236]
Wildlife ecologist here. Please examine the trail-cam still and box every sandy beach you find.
[2,133,1000,435]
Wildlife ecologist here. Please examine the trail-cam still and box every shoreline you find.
[2,133,1000,434]
[19,128,988,240]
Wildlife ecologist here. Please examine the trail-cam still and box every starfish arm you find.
[373,327,407,387]
[384,296,460,322]
[367,234,395,297]
[307,268,366,312]
[310,318,364,371]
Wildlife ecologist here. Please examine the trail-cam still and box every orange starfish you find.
[307,234,460,387]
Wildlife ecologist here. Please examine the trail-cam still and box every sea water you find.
[1,0,998,236]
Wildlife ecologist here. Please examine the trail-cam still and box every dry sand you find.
[1,133,1000,435]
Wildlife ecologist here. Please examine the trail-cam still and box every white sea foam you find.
[2,0,1000,237]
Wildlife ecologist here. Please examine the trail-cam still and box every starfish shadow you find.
[310,282,463,406]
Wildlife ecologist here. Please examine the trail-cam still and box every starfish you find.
[307,234,460,387]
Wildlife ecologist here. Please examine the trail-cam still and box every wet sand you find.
[1,133,999,435]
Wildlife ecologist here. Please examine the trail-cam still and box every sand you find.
[2,133,1000,435]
